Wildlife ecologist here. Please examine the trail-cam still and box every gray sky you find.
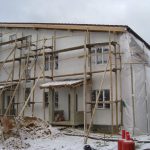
[0,0,149,43]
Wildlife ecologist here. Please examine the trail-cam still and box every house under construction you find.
[0,23,150,136]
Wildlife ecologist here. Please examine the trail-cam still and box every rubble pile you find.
[4,137,30,149]
[19,117,52,139]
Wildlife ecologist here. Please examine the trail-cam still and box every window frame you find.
[9,34,17,41]
[90,46,109,65]
[54,91,59,109]
[91,89,110,109]
[44,92,49,107]
[25,87,31,107]
[45,54,59,71]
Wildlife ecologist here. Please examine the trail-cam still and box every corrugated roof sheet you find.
[40,80,84,88]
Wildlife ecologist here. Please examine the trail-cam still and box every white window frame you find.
[45,54,58,71]
[91,46,109,65]
[92,89,110,109]
[9,34,17,41]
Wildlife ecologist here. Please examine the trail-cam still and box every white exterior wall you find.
[0,28,125,127]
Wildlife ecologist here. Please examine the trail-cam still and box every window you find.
[50,55,58,70]
[44,92,49,107]
[22,35,32,47]
[45,54,58,71]
[76,94,78,112]
[25,88,31,107]
[91,89,110,109]
[54,91,59,109]
[45,55,49,71]
[25,60,31,79]
[9,34,17,41]
[91,46,109,64]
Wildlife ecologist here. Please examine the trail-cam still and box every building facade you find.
[0,23,149,134]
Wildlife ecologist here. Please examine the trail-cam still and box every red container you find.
[122,132,135,150]
[122,130,126,139]
[118,130,126,150]
[122,140,135,150]
[118,139,125,150]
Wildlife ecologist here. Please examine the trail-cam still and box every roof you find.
[40,80,84,88]
[0,22,127,32]
[0,22,149,49]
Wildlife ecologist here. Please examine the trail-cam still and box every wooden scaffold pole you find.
[32,32,38,116]
[114,32,119,131]
[118,44,123,126]
[83,31,88,144]
[109,31,114,135]
[18,70,44,117]
[42,38,46,120]
[4,43,32,116]
[85,56,110,144]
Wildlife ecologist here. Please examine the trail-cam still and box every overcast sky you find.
[0,0,149,43]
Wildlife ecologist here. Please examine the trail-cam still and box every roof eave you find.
[0,23,127,32]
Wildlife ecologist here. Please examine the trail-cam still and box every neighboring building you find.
[0,23,150,134]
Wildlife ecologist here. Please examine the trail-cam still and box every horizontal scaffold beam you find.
[0,41,116,64]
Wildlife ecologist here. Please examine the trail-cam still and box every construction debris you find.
[18,117,51,139]
[0,116,52,149]
[4,137,30,149]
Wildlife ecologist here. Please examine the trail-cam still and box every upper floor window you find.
[25,88,31,107]
[91,46,109,64]
[22,35,32,47]
[45,54,58,71]
[25,60,31,79]
[9,34,17,41]
[91,89,110,109]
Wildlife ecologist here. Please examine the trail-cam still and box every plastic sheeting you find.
[120,33,150,135]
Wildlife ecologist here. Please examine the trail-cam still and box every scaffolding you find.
[0,29,131,144]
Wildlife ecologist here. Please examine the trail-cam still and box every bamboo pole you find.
[9,43,17,115]
[144,64,149,133]
[42,39,46,120]
[0,45,16,71]
[50,33,56,123]
[18,70,43,117]
[114,42,118,130]
[32,33,38,116]
[118,44,123,126]
[0,42,117,64]
[83,32,88,144]
[87,31,93,119]
[85,57,110,144]
[130,64,135,135]
[4,44,31,116]
[0,68,14,115]
[16,34,23,115]
[109,31,114,134]
[22,39,31,116]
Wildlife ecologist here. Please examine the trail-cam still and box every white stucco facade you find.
[0,24,149,135]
